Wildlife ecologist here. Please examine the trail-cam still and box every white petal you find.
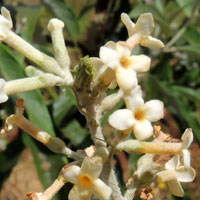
[182,149,191,168]
[99,46,119,69]
[0,7,12,41]
[108,80,117,89]
[81,157,102,179]
[90,57,104,72]
[133,13,154,37]
[116,43,131,57]
[124,88,144,112]
[1,7,12,28]
[165,155,180,170]
[181,128,193,149]
[96,64,115,86]
[0,79,8,103]
[133,120,153,140]
[121,13,135,36]
[130,55,151,72]
[167,179,184,197]
[69,185,92,200]
[62,165,80,184]
[176,166,196,182]
[104,41,117,49]
[140,36,165,50]
[157,169,177,182]
[91,178,112,200]
[108,109,134,131]
[136,154,154,178]
[143,100,164,122]
[115,67,138,91]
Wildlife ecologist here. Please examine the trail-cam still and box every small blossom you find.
[157,155,196,197]
[0,7,12,41]
[62,157,112,200]
[121,13,164,50]
[180,128,193,168]
[0,78,8,103]
[109,90,164,140]
[99,42,150,91]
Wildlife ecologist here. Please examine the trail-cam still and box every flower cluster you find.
[92,13,164,141]
[0,6,196,200]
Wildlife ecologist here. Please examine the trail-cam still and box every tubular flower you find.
[62,157,112,200]
[157,155,196,197]
[99,42,151,91]
[0,7,12,41]
[121,13,164,50]
[0,78,8,103]
[108,91,164,140]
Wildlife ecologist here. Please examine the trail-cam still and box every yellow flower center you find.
[120,56,131,68]
[135,109,145,121]
[79,174,93,188]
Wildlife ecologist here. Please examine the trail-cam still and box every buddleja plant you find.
[0,6,196,200]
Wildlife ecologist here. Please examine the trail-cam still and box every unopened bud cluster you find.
[0,6,196,200]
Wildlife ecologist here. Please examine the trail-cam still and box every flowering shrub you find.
[0,5,196,200]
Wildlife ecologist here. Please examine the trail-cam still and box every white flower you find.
[0,78,8,103]
[62,157,112,200]
[181,128,193,168]
[99,42,150,91]
[0,7,13,42]
[108,90,164,140]
[157,155,196,197]
[121,13,164,50]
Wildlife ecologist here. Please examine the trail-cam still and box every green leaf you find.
[152,57,173,83]
[146,76,200,143]
[183,27,200,46]
[22,134,52,188]
[61,120,88,146]
[78,3,95,32]
[176,45,200,55]
[53,89,76,126]
[175,0,193,17]
[42,0,80,37]
[172,86,200,102]
[0,44,57,189]
[155,0,164,14]
[23,134,66,200]
[16,6,41,42]
[0,44,55,136]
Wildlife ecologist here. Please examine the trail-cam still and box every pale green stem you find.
[2,113,83,160]
[4,30,72,83]
[4,74,64,95]
[103,160,124,200]
[48,19,73,85]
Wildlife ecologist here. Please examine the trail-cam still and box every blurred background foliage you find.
[0,0,199,199]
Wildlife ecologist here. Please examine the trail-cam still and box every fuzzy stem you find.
[124,187,137,200]
[103,159,124,200]
[43,176,65,200]
[4,74,64,95]
[2,114,83,160]
[27,176,65,200]
[4,30,72,84]
[47,19,71,71]
[47,19,73,85]
[116,140,183,155]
